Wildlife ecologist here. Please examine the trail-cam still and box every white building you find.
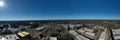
[78,29,85,34]
[49,37,57,40]
[69,30,78,36]
[112,29,120,40]
[69,24,75,29]
[85,32,95,37]
[75,24,83,27]
[0,34,19,40]
[78,29,94,39]
[36,27,44,30]
[76,35,89,40]
[98,32,105,40]
[69,30,90,40]
[44,36,57,40]
[84,28,94,33]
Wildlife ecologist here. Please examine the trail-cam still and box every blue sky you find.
[0,0,120,20]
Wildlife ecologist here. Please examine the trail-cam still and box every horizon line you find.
[0,18,120,21]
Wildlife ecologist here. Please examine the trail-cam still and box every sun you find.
[0,1,4,7]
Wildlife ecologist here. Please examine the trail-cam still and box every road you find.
[105,28,114,40]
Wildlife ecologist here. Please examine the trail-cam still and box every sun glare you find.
[0,1,4,7]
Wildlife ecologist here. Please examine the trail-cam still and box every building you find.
[69,30,78,36]
[42,36,57,40]
[75,24,83,27]
[46,37,57,40]
[36,27,44,31]
[76,35,89,40]
[17,31,30,37]
[17,31,34,40]
[78,29,85,34]
[85,32,95,37]
[69,24,75,29]
[0,34,19,40]
[69,30,90,40]
[112,29,120,40]
[98,32,105,40]
[84,28,94,33]
[78,29,95,39]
